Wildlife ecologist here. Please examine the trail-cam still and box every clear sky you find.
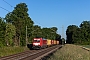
[0,0,90,39]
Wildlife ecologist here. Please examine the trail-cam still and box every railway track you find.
[0,45,62,60]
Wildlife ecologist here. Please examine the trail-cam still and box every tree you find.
[50,27,57,32]
[5,23,16,46]
[56,33,61,40]
[66,25,78,44]
[79,21,90,45]
[66,21,90,45]
[0,17,6,47]
[5,3,34,46]
[41,27,59,40]
[29,25,42,43]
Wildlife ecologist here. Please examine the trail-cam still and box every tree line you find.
[66,21,90,45]
[0,3,61,47]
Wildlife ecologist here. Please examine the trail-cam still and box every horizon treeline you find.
[66,21,90,45]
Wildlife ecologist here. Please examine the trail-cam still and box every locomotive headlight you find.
[33,43,40,46]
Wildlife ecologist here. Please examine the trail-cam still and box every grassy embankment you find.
[48,44,90,60]
[0,47,29,57]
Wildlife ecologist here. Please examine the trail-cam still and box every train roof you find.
[34,38,47,40]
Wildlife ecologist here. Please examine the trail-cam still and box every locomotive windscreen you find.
[33,40,40,42]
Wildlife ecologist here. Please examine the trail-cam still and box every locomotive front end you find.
[32,38,41,49]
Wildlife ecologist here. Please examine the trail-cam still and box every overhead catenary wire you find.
[0,6,10,12]
[2,0,13,7]
[0,5,27,21]
[1,0,26,20]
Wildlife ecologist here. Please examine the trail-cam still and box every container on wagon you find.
[51,40,54,45]
[47,39,52,47]
[54,40,57,45]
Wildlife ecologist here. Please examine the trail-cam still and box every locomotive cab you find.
[33,38,41,49]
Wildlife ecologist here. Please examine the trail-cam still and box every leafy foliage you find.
[66,21,90,45]
[66,25,78,44]
[5,23,16,46]
[0,17,6,47]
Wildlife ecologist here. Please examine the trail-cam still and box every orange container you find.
[47,39,52,46]
[54,40,57,44]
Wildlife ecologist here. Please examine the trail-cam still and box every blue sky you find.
[0,0,90,39]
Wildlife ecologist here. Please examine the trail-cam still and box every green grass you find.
[82,45,90,48]
[48,44,90,60]
[0,46,29,57]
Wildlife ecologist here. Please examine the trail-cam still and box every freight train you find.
[32,38,60,49]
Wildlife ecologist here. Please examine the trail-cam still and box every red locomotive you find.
[32,38,47,49]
